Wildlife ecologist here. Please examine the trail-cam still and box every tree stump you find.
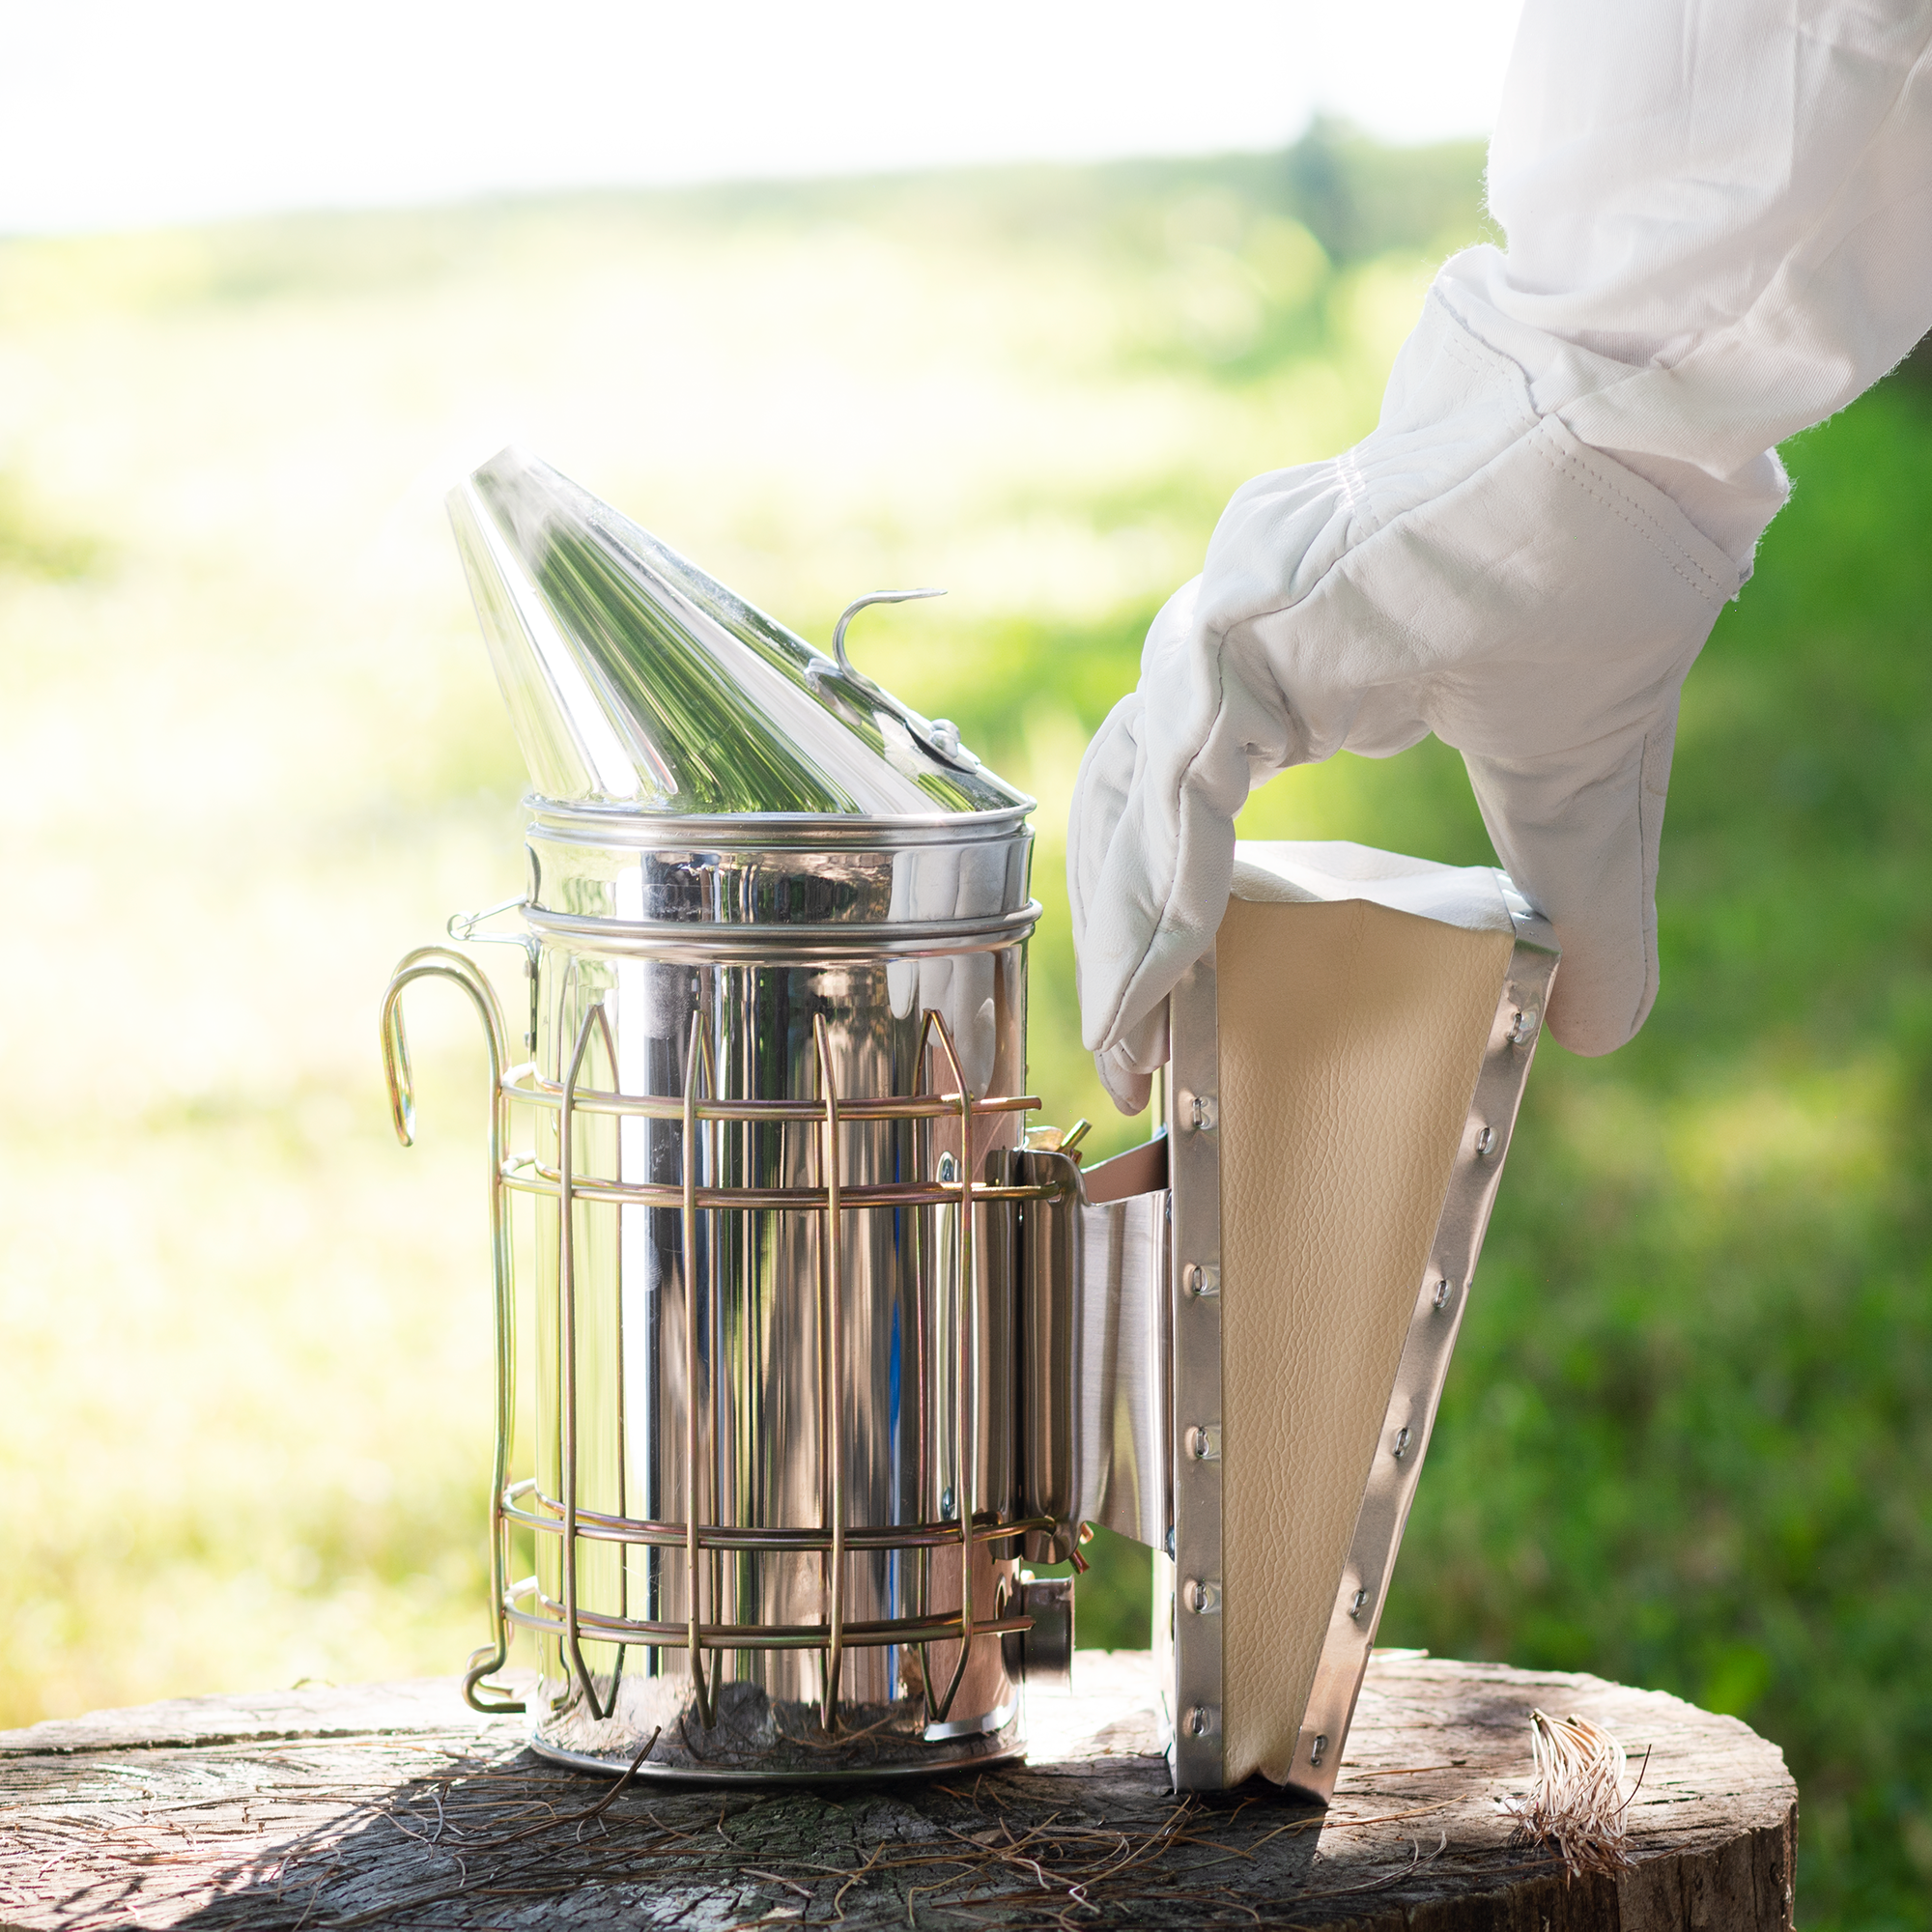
[0,1652,1795,1928]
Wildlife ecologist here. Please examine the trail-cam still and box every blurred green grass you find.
[2,126,1925,1927]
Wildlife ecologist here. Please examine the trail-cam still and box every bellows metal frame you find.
[1158,882,1558,1797]
[382,947,1059,1736]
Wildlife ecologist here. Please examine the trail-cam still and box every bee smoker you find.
[383,450,1555,1792]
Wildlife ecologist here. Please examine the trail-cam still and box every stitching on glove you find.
[1529,432,1733,610]
[1426,289,1538,438]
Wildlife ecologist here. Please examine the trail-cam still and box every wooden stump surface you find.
[0,1652,1795,1930]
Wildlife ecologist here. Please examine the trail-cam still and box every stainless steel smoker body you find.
[384,449,1072,1779]
[384,449,1554,1794]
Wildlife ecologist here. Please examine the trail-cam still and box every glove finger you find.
[1094,1046,1152,1118]
[1463,692,1682,1057]
[1091,998,1170,1117]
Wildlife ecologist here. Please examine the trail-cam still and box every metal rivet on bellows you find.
[1310,1732,1329,1767]
[1187,1424,1222,1462]
[1507,1007,1540,1046]
[1186,1704,1218,1738]
[1474,1124,1496,1156]
[1183,1263,1220,1298]
[1432,1276,1453,1311]
[1184,1092,1219,1132]
[1350,1586,1369,1619]
[1392,1426,1411,1461]
[1183,1577,1223,1615]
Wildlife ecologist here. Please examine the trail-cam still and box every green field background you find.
[2,131,1926,1924]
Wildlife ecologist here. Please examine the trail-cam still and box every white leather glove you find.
[1068,292,1743,1113]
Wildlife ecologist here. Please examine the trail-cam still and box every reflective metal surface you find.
[1163,953,1227,1791]
[1004,1575,1075,1692]
[1071,1150,1171,1551]
[997,1146,1077,1567]
[525,808,1035,930]
[449,447,1026,817]
[998,1141,1172,1566]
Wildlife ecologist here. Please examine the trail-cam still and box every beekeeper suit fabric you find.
[1068,0,1932,1111]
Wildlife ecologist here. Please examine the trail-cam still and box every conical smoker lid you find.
[448,448,1029,821]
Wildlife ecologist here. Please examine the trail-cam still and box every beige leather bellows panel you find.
[1158,841,1556,1794]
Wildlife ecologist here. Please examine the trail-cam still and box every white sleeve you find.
[1436,0,1932,568]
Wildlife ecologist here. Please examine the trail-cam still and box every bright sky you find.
[2,1,1524,236]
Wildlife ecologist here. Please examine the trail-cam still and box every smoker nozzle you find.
[449,447,1030,822]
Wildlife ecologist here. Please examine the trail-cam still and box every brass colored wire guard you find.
[384,946,1053,1733]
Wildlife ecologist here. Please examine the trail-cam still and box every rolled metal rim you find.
[526,796,1036,847]
[522,899,1041,956]
[525,1728,1024,1785]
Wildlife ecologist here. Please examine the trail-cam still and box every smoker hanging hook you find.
[829,589,984,771]
[381,946,511,1147]
[381,947,524,1716]
[830,587,946,678]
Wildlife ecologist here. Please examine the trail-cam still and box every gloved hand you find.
[1067,292,1745,1114]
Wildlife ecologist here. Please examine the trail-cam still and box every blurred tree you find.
[1279,116,1492,265]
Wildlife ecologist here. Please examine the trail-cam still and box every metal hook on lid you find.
[831,587,946,677]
